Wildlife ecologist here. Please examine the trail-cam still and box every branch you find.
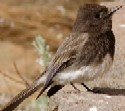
[13,62,29,86]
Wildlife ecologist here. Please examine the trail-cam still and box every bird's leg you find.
[81,83,102,93]
[81,83,93,92]
[47,85,64,97]
[70,83,80,91]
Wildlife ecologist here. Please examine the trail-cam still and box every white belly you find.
[54,54,113,85]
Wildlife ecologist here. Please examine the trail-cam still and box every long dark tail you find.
[1,81,43,111]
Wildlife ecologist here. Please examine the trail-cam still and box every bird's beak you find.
[103,5,122,20]
[108,5,122,17]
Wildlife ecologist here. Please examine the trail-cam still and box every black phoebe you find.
[1,4,122,111]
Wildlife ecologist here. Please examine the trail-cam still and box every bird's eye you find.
[95,12,103,19]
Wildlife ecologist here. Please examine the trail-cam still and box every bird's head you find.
[72,4,122,34]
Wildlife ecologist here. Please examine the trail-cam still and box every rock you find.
[49,89,125,111]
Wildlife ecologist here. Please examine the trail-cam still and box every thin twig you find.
[0,71,24,85]
[13,62,29,86]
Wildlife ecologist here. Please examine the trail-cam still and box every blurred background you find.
[0,0,125,111]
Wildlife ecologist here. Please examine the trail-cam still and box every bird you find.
[1,4,122,111]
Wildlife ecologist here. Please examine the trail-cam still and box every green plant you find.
[32,35,52,111]
[32,35,51,68]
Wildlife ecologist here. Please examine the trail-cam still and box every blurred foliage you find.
[31,95,48,111]
[32,35,52,111]
[32,35,51,68]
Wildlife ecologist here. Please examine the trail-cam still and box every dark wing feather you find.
[36,33,88,98]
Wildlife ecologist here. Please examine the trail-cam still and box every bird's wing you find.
[36,33,88,98]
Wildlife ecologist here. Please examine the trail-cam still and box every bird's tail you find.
[1,75,46,111]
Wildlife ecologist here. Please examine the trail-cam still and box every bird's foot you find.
[70,83,80,92]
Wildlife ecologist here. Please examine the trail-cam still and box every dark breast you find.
[77,30,115,66]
